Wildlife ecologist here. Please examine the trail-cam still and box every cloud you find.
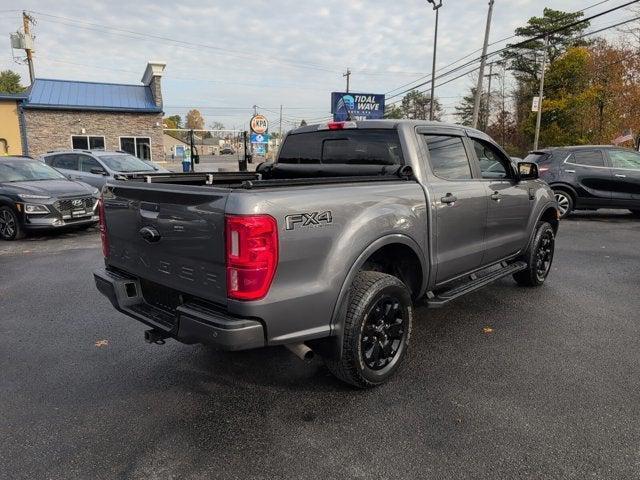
[0,0,626,127]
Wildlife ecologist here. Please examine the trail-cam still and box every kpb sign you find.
[250,114,269,134]
[331,92,385,121]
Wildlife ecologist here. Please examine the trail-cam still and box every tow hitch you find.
[144,329,169,345]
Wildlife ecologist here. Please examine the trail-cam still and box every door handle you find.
[564,169,576,173]
[441,193,457,205]
[615,174,626,178]
[490,191,502,202]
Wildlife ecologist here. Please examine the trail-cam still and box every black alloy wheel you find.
[534,228,555,282]
[513,221,555,287]
[361,295,407,371]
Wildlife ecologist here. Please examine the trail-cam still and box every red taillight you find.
[225,214,278,301]
[98,197,109,258]
[327,121,345,130]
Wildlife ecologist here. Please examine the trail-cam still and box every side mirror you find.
[90,167,108,176]
[518,162,538,181]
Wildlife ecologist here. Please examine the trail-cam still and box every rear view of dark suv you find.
[525,146,640,218]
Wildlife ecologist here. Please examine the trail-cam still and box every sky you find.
[0,0,634,131]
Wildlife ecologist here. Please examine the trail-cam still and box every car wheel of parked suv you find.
[553,190,573,219]
[513,221,555,287]
[0,206,25,241]
[325,271,413,388]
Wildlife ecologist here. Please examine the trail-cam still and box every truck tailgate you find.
[103,182,228,306]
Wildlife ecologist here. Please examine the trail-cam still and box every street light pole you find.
[427,0,443,121]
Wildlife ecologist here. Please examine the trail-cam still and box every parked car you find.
[220,146,235,155]
[94,120,558,388]
[40,150,170,189]
[0,156,99,240]
[525,145,640,218]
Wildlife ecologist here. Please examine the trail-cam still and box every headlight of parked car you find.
[24,204,50,214]
[19,194,50,200]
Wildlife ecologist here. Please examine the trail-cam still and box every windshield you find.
[0,160,66,182]
[98,154,155,172]
[278,129,404,165]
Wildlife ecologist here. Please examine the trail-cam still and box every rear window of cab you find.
[278,129,404,166]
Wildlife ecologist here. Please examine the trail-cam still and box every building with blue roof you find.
[17,61,166,160]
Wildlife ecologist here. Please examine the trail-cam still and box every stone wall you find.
[23,109,164,160]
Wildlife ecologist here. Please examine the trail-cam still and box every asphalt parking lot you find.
[1,211,639,479]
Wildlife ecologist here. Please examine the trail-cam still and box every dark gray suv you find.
[0,156,99,240]
[525,146,640,218]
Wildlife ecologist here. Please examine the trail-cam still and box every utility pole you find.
[484,62,498,130]
[500,63,506,147]
[279,105,283,146]
[343,68,351,93]
[472,0,495,129]
[426,0,443,121]
[533,36,549,151]
[22,11,36,84]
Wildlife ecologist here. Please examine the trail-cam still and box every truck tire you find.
[0,206,25,241]
[325,271,413,388]
[513,221,555,287]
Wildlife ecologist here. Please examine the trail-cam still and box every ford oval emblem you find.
[139,226,161,243]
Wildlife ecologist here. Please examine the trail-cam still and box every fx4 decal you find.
[285,211,333,230]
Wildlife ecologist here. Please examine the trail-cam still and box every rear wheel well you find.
[361,243,422,298]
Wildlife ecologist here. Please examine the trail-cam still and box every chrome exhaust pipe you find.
[285,343,314,361]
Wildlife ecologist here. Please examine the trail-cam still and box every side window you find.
[79,155,102,173]
[423,135,472,180]
[570,150,605,167]
[470,138,511,179]
[52,154,79,171]
[608,150,640,170]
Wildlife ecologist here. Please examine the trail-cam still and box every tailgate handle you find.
[139,226,161,243]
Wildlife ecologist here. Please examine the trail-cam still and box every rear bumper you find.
[93,268,265,351]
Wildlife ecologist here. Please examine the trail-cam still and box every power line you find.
[384,0,639,103]
[28,10,342,74]
[386,12,640,109]
[383,0,618,98]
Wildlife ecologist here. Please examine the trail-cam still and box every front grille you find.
[54,196,96,214]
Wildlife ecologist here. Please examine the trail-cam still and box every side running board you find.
[426,261,527,308]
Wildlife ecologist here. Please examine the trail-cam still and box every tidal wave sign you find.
[331,92,385,121]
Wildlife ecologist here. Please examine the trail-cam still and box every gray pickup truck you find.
[94,120,559,388]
